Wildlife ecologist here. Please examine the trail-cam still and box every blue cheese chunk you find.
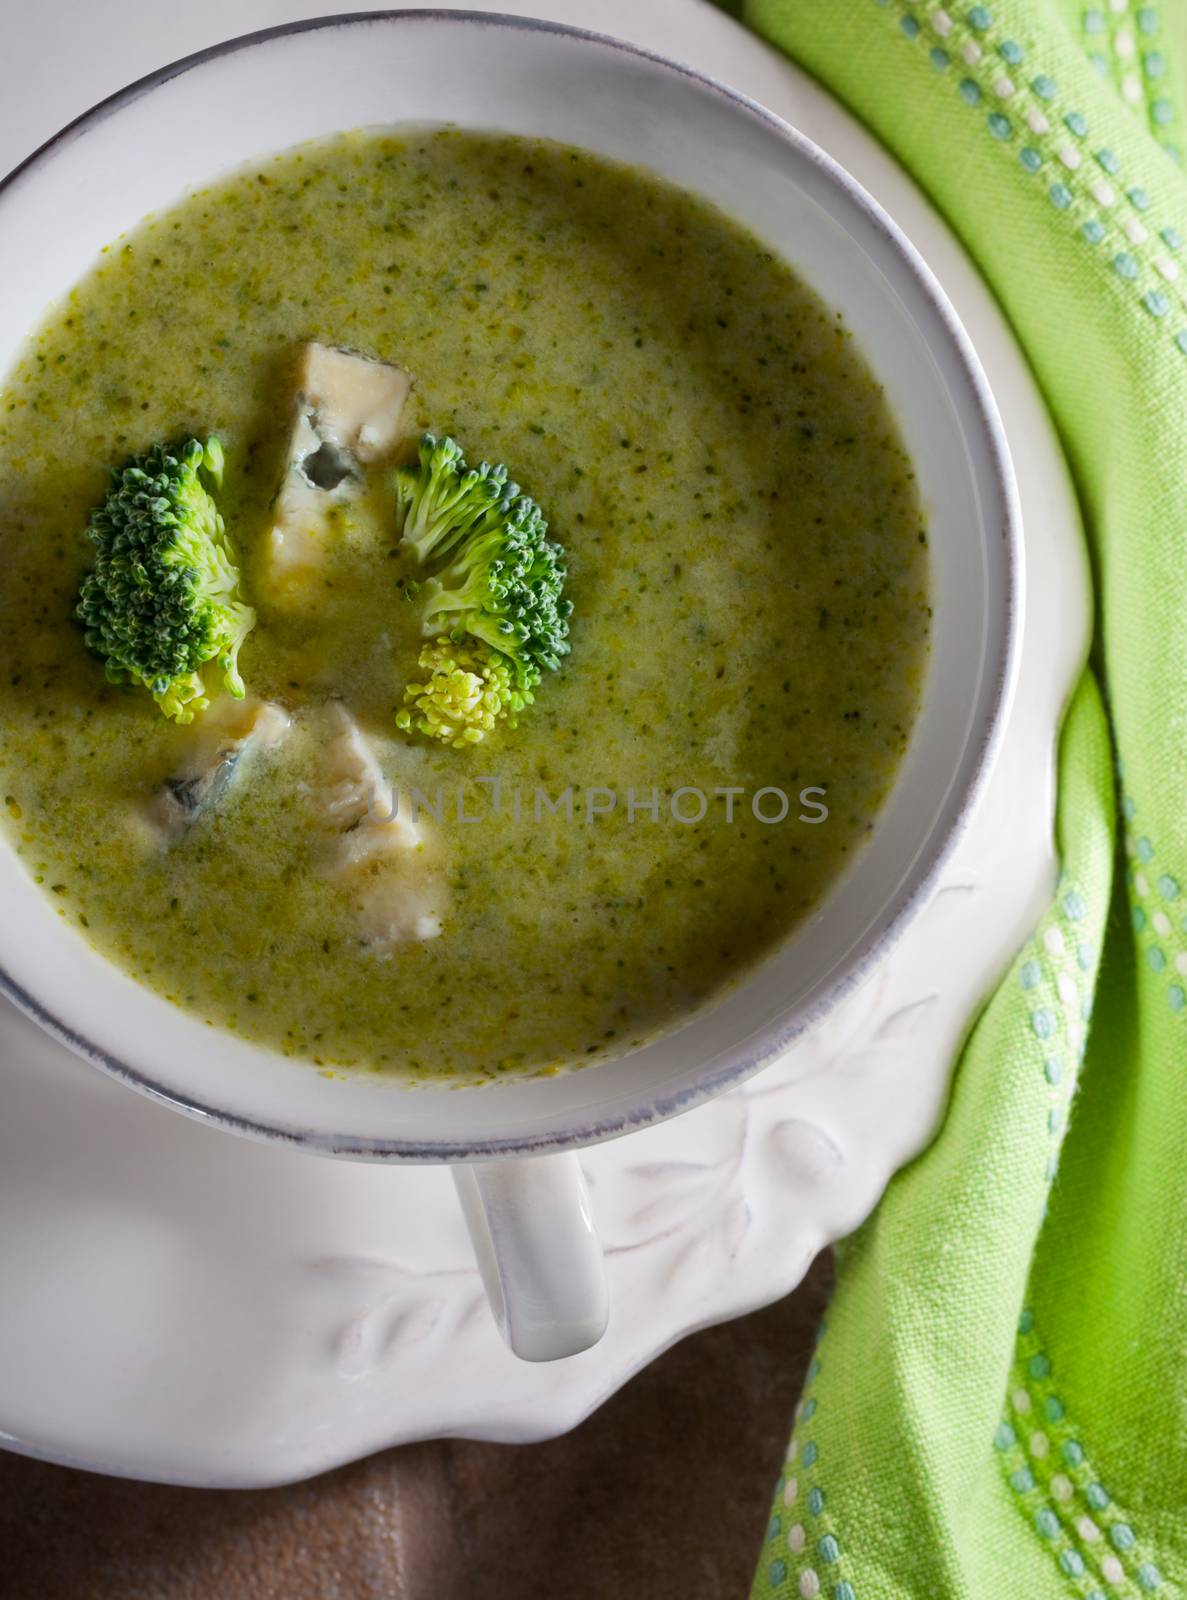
[316,704,444,948]
[265,344,411,601]
[147,697,291,840]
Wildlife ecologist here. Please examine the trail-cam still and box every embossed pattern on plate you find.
[0,0,1087,1486]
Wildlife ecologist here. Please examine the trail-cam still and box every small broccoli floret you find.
[420,493,571,692]
[74,436,256,723]
[396,637,532,748]
[394,435,571,742]
[395,433,513,568]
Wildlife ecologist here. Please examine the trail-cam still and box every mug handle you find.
[452,1153,609,1362]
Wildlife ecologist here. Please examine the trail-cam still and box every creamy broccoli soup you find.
[0,129,930,1082]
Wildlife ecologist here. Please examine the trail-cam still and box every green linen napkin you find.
[726,3,1187,1597]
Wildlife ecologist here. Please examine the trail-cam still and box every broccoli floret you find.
[395,433,513,567]
[421,494,571,688]
[74,436,256,723]
[396,636,533,748]
[394,435,571,742]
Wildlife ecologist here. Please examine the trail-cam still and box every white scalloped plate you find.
[0,0,1088,1486]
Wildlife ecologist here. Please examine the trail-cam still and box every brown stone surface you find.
[0,1255,831,1600]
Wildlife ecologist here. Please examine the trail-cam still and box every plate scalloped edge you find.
[0,0,1088,1487]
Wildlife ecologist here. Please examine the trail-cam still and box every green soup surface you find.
[0,128,930,1082]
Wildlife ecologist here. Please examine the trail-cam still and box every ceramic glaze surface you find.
[0,0,1086,1486]
[0,8,1016,1157]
